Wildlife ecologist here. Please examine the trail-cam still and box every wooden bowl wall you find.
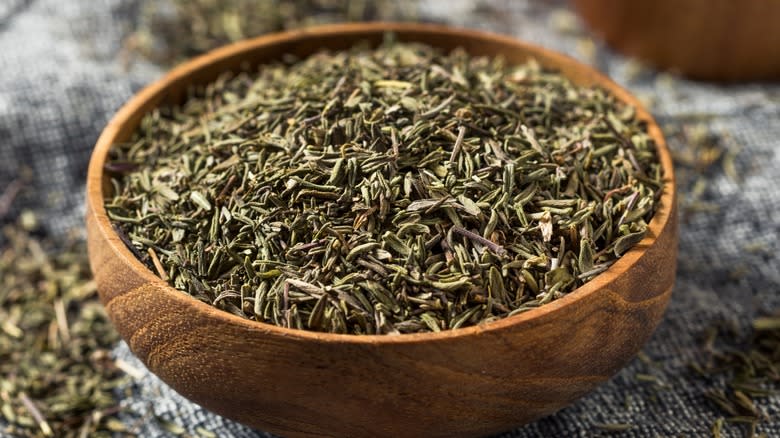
[86,23,678,438]
[572,0,780,81]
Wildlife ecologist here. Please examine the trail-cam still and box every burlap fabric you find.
[1,0,778,436]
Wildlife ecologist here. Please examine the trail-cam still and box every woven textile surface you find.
[1,0,778,436]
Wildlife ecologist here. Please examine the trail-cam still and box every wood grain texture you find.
[572,0,780,81]
[85,23,678,438]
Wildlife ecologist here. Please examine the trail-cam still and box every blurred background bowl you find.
[86,23,678,438]
[572,0,780,81]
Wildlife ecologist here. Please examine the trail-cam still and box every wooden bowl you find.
[572,0,780,81]
[86,23,677,438]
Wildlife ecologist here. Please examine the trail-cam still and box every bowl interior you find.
[88,22,675,343]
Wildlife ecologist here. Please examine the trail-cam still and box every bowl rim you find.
[86,21,676,345]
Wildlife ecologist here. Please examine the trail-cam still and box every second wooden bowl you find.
[86,23,677,438]
[572,0,780,81]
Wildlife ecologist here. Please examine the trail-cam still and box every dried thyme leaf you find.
[593,421,634,432]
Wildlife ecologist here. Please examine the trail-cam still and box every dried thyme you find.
[0,218,128,437]
[106,40,663,334]
[124,0,420,67]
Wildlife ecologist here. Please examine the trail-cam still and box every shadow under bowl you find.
[86,23,678,438]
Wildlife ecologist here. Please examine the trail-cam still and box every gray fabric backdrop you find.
[1,0,778,436]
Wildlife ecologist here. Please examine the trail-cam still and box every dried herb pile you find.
[0,218,128,437]
[106,40,663,334]
[125,0,419,66]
